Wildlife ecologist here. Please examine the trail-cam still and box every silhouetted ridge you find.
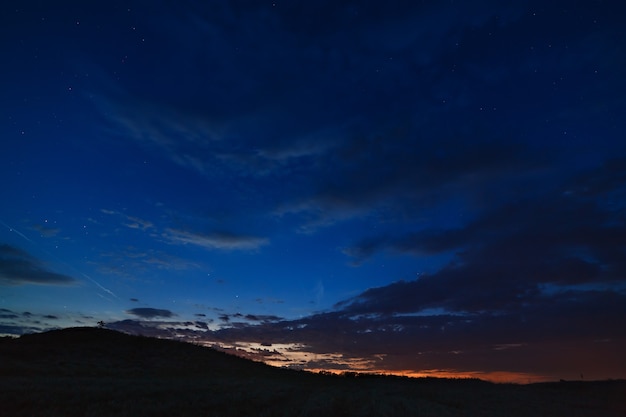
[0,327,275,377]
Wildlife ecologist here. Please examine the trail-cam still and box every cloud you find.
[105,284,626,380]
[123,216,154,231]
[164,228,269,251]
[98,247,201,279]
[195,321,209,330]
[210,293,626,379]
[244,314,283,322]
[0,324,39,336]
[353,156,624,242]
[106,319,178,338]
[31,224,60,238]
[126,308,176,319]
[256,131,338,162]
[339,159,626,316]
[0,244,76,286]
[276,127,545,233]
[99,209,154,231]
[0,309,82,336]
[566,157,626,198]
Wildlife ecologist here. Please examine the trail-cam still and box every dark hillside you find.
[1,328,624,417]
[0,327,276,377]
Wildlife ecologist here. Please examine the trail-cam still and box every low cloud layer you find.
[126,308,176,319]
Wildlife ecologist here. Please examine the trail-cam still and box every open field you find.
[1,328,624,416]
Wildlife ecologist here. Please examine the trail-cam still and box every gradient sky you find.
[1,0,625,383]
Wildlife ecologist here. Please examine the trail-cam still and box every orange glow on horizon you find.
[303,368,553,384]
[200,341,557,384]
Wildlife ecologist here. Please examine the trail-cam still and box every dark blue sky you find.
[1,0,625,382]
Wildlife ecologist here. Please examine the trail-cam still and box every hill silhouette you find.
[1,326,276,378]
[1,327,625,416]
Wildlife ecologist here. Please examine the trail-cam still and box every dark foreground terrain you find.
[1,328,624,416]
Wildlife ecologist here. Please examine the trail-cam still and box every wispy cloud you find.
[98,247,201,278]
[100,209,154,231]
[123,216,154,231]
[165,228,269,251]
[93,91,228,178]
[31,224,61,238]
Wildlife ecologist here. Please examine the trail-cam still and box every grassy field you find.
[1,327,624,416]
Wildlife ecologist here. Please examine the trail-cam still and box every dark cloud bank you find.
[0,244,75,286]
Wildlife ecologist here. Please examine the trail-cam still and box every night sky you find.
[2,1,625,383]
